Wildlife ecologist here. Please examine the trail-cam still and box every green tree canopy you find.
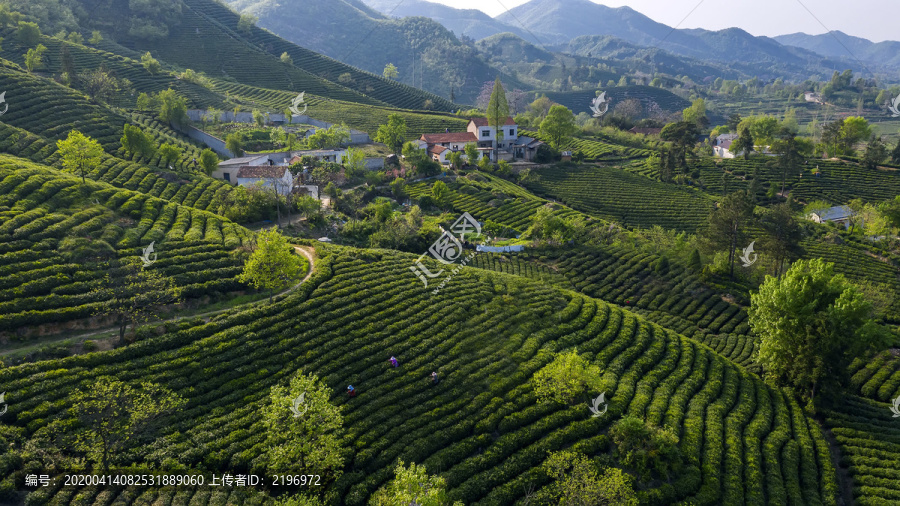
[23,43,46,72]
[750,258,888,402]
[264,370,344,480]
[157,88,188,127]
[486,77,510,158]
[140,51,161,74]
[703,191,755,280]
[225,133,244,158]
[382,63,399,80]
[533,348,603,404]
[56,129,104,183]
[158,143,183,167]
[16,21,40,46]
[538,451,638,506]
[58,377,184,472]
[120,124,156,159]
[539,105,576,149]
[374,114,408,154]
[198,148,218,175]
[238,229,306,301]
[369,461,461,506]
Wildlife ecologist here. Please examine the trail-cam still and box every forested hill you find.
[3,0,459,111]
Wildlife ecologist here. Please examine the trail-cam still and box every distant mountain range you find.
[363,0,897,81]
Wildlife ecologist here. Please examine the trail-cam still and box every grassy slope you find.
[0,246,836,505]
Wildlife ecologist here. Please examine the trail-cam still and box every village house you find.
[289,149,347,165]
[713,133,739,158]
[416,118,544,165]
[807,205,855,229]
[235,166,294,196]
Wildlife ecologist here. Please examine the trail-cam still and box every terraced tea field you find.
[0,156,251,338]
[524,164,715,232]
[0,247,837,505]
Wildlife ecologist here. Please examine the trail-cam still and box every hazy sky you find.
[425,0,895,42]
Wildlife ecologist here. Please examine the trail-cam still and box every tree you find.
[486,77,510,161]
[295,195,321,220]
[609,416,682,481]
[90,256,182,344]
[23,43,46,72]
[63,378,183,472]
[539,451,638,506]
[732,125,755,160]
[60,44,76,85]
[882,195,900,229]
[431,180,451,209]
[840,116,871,151]
[225,133,244,157]
[136,92,157,111]
[530,95,553,119]
[863,135,888,170]
[374,114,408,154]
[158,143,182,167]
[307,124,350,149]
[540,105,577,149]
[57,130,104,184]
[382,63,399,80]
[264,370,344,480]
[448,151,463,170]
[323,182,339,201]
[750,258,888,402]
[80,67,124,104]
[198,149,218,175]
[464,143,479,165]
[390,177,407,200]
[771,127,807,196]
[344,147,366,178]
[660,121,700,168]
[533,349,603,404]
[157,88,188,127]
[88,30,102,45]
[120,124,156,159]
[280,51,292,65]
[140,51,161,74]
[370,461,461,506]
[891,138,900,164]
[237,13,257,33]
[16,21,40,47]
[704,191,755,280]
[238,229,306,302]
[682,98,708,128]
[757,203,802,277]
[477,154,492,171]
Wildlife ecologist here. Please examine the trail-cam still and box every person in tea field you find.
[390,356,398,368]
[347,385,356,397]
[431,372,439,385]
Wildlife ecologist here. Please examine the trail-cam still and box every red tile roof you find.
[428,145,448,155]
[421,132,478,144]
[469,117,516,127]
[236,166,289,178]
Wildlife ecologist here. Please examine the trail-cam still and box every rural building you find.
[289,149,347,165]
[214,154,287,182]
[713,133,739,158]
[808,205,854,228]
[416,118,544,164]
[235,166,294,196]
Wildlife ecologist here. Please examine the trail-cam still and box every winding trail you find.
[0,245,316,357]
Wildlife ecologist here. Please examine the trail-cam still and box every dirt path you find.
[0,245,316,357]
[818,418,855,506]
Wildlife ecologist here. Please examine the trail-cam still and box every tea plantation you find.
[0,248,838,505]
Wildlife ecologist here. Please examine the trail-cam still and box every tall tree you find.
[265,371,344,482]
[704,191,755,280]
[382,63,399,80]
[863,135,888,170]
[238,229,306,302]
[90,256,182,344]
[120,124,156,159]
[374,114,407,155]
[23,43,46,72]
[198,148,218,175]
[225,133,243,158]
[539,451,638,506]
[771,127,805,196]
[758,203,803,277]
[750,258,888,402]
[732,126,754,161]
[540,105,577,149]
[157,88,188,127]
[660,121,700,168]
[63,378,183,472]
[56,130,104,184]
[486,77,510,161]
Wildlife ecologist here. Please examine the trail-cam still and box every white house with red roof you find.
[235,166,294,196]
[416,118,541,164]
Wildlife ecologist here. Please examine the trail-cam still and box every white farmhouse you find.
[235,166,294,196]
